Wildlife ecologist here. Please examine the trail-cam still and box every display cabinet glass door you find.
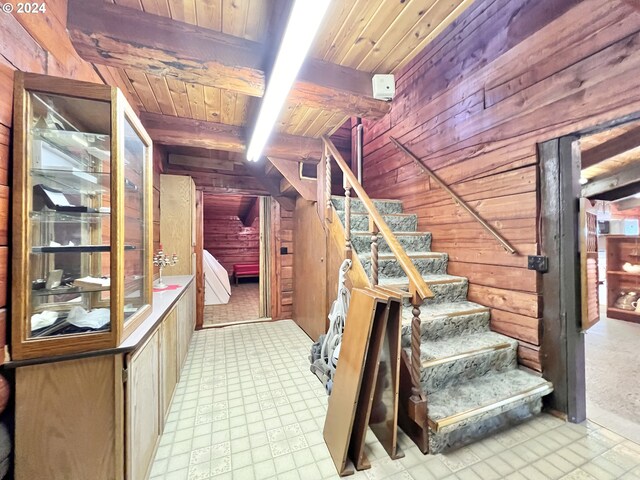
[123,114,150,324]
[28,92,112,339]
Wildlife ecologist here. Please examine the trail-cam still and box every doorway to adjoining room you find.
[201,194,265,326]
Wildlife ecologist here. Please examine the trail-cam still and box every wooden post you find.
[409,287,424,402]
[369,219,379,286]
[325,149,332,221]
[344,182,352,259]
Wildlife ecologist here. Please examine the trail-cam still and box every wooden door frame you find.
[259,196,271,319]
[539,112,640,423]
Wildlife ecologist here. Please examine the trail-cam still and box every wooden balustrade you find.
[344,182,352,259]
[322,136,432,427]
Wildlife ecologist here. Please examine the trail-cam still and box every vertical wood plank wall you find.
[270,202,294,320]
[0,8,161,359]
[361,0,640,371]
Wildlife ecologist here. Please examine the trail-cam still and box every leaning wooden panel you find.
[368,289,405,460]
[348,299,390,470]
[15,355,124,480]
[323,288,385,476]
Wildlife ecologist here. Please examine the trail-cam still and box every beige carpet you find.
[203,282,260,326]
[586,312,640,444]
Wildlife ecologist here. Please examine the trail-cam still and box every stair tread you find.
[403,300,489,319]
[331,195,402,203]
[337,211,416,218]
[351,231,430,237]
[360,252,446,259]
[428,369,553,424]
[414,331,517,363]
[380,273,466,286]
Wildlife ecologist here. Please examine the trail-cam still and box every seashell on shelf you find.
[622,262,640,273]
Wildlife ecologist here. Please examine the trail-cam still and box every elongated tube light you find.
[246,0,331,162]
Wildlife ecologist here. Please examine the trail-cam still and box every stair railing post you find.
[409,285,425,403]
[325,147,332,221]
[369,217,379,285]
[344,180,352,259]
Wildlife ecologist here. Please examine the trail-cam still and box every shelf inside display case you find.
[32,128,110,165]
[31,169,110,194]
[30,210,110,224]
[32,245,136,253]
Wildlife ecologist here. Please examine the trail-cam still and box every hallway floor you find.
[586,312,640,444]
[149,320,640,480]
[203,282,260,326]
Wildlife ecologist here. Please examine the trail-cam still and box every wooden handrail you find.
[322,136,434,301]
[390,137,518,255]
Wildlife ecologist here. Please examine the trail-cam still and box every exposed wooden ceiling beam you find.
[164,165,269,196]
[67,1,390,120]
[581,125,640,168]
[582,161,640,198]
[141,112,322,162]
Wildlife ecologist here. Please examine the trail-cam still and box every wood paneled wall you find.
[361,0,640,372]
[0,6,158,359]
[203,214,259,274]
[270,201,294,320]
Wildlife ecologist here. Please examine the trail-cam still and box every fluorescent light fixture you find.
[246,0,331,162]
[579,177,589,185]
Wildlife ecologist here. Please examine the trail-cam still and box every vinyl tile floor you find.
[149,319,640,480]
[585,312,640,444]
[203,282,260,326]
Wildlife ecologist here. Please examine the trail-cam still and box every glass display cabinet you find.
[11,72,153,360]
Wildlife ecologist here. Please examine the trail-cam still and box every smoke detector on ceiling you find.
[372,74,395,101]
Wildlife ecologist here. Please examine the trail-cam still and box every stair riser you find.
[429,397,543,454]
[336,211,418,232]
[331,197,403,214]
[401,311,491,342]
[420,347,518,394]
[351,234,432,254]
[402,281,469,306]
[362,256,448,277]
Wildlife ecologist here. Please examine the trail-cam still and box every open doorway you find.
[201,194,269,326]
[579,122,640,443]
[539,116,640,443]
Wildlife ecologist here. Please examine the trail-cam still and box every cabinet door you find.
[160,308,178,420]
[127,330,160,480]
[177,282,196,370]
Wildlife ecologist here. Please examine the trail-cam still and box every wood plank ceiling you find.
[105,0,474,139]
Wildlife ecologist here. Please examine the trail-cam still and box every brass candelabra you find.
[153,248,178,288]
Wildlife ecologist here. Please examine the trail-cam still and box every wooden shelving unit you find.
[606,235,640,323]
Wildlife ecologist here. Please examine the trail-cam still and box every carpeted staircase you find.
[332,195,553,454]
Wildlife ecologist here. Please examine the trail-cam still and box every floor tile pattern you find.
[203,282,260,326]
[586,310,640,444]
[150,320,640,480]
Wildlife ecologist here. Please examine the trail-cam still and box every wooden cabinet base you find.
[15,355,125,480]
[14,280,196,480]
